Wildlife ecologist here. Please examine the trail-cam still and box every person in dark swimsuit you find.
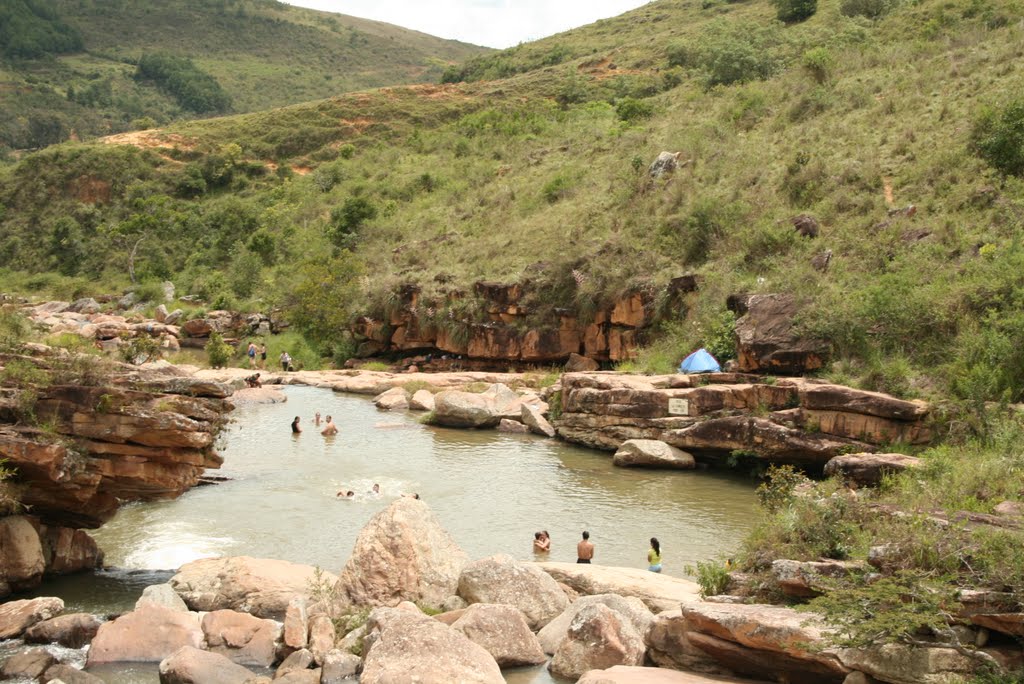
[577,531,594,564]
[291,416,301,433]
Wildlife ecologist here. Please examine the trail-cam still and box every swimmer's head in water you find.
[582,530,590,540]
[372,484,380,493]
[534,531,543,540]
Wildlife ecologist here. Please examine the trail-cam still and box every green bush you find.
[119,336,161,365]
[971,98,1024,177]
[840,0,900,18]
[773,0,818,23]
[136,52,231,114]
[327,197,378,247]
[801,47,835,84]
[205,332,233,368]
[696,21,784,88]
[687,560,731,597]
[615,98,655,122]
[541,175,573,204]
[756,464,808,512]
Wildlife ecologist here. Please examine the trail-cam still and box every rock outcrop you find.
[201,609,282,667]
[335,497,468,611]
[613,439,695,469]
[158,645,255,684]
[731,293,829,375]
[549,603,647,679]
[457,554,569,629]
[360,606,504,684]
[554,373,932,466]
[87,604,204,665]
[170,556,334,621]
[537,562,701,612]
[823,452,923,487]
[0,596,64,639]
[539,594,654,655]
[450,603,547,667]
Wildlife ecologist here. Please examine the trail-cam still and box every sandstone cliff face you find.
[350,283,652,365]
[0,381,229,529]
[554,373,931,467]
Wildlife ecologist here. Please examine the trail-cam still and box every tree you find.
[280,253,364,349]
[773,0,818,23]
[106,195,183,283]
[49,216,85,276]
[971,98,1024,177]
[326,197,377,248]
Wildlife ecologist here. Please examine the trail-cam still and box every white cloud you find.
[280,0,652,48]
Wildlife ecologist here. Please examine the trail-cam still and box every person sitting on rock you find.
[321,416,338,435]
[245,373,262,388]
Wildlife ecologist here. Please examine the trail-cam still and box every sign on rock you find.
[667,399,690,416]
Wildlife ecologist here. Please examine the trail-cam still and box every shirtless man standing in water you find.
[577,531,594,564]
[321,416,338,435]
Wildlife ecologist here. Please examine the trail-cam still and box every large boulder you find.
[732,294,829,375]
[537,562,702,612]
[451,603,547,667]
[335,497,468,611]
[320,649,361,682]
[158,645,255,684]
[0,596,64,639]
[458,554,569,630]
[201,609,282,667]
[0,647,57,680]
[613,439,696,469]
[137,583,190,612]
[823,452,923,487]
[283,597,309,650]
[87,604,203,665]
[771,559,867,599]
[539,594,654,655]
[566,353,600,372]
[373,387,409,411]
[681,602,849,683]
[521,404,556,438]
[0,515,46,595]
[24,612,102,648]
[360,606,503,684]
[550,603,646,679]
[481,383,524,420]
[409,390,435,412]
[645,609,730,674]
[42,664,106,684]
[579,666,766,683]
[432,390,498,428]
[170,556,336,620]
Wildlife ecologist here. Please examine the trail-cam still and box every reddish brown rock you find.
[0,647,57,680]
[335,498,468,611]
[171,556,334,620]
[799,384,928,421]
[800,410,932,445]
[201,609,282,667]
[450,603,547,667]
[682,602,848,682]
[771,559,868,598]
[733,294,829,375]
[24,612,102,648]
[309,613,337,665]
[0,515,45,594]
[87,604,203,664]
[823,453,923,487]
[283,597,309,650]
[158,645,255,684]
[39,525,104,574]
[360,606,503,684]
[549,603,646,680]
[0,596,64,639]
[645,609,729,674]
[566,353,600,372]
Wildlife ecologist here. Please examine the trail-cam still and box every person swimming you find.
[370,483,380,495]
[648,537,662,573]
[336,490,355,498]
[533,530,550,553]
[314,412,321,426]
[321,416,338,435]
[291,416,301,434]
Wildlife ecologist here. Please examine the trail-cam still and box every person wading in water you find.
[577,531,594,564]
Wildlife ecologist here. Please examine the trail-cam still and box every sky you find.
[281,1,652,49]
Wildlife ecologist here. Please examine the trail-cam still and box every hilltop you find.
[2,0,1024,406]
[0,0,487,150]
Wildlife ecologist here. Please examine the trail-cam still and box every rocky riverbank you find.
[1,497,1016,683]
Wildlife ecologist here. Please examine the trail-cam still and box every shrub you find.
[801,47,835,84]
[541,175,573,204]
[971,98,1024,177]
[840,0,900,18]
[687,560,731,597]
[0,310,29,351]
[205,332,233,368]
[119,336,161,365]
[773,0,818,22]
[615,97,655,122]
[135,53,231,114]
[696,21,784,88]
[327,197,377,247]
[756,464,808,512]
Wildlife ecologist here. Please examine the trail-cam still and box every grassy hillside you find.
[3,0,1024,407]
[0,0,487,151]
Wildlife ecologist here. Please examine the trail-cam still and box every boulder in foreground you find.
[360,606,503,684]
[451,603,547,667]
[335,497,468,611]
[0,596,64,639]
[87,604,203,665]
[458,554,569,630]
[550,603,646,679]
[170,556,335,620]
[158,645,255,684]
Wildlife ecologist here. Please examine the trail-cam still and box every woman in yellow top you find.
[647,537,662,573]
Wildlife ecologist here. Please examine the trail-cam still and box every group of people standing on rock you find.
[291,411,337,436]
[246,341,268,369]
[533,530,663,573]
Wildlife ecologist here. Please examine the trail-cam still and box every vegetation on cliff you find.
[0,0,1022,402]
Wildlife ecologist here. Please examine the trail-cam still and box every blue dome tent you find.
[678,348,721,374]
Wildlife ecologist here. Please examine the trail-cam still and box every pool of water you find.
[28,385,760,683]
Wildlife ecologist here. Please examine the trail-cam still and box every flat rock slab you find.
[229,387,287,406]
[535,563,701,612]
[579,665,771,683]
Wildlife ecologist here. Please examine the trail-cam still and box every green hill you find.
[0,0,487,150]
[3,0,1024,405]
